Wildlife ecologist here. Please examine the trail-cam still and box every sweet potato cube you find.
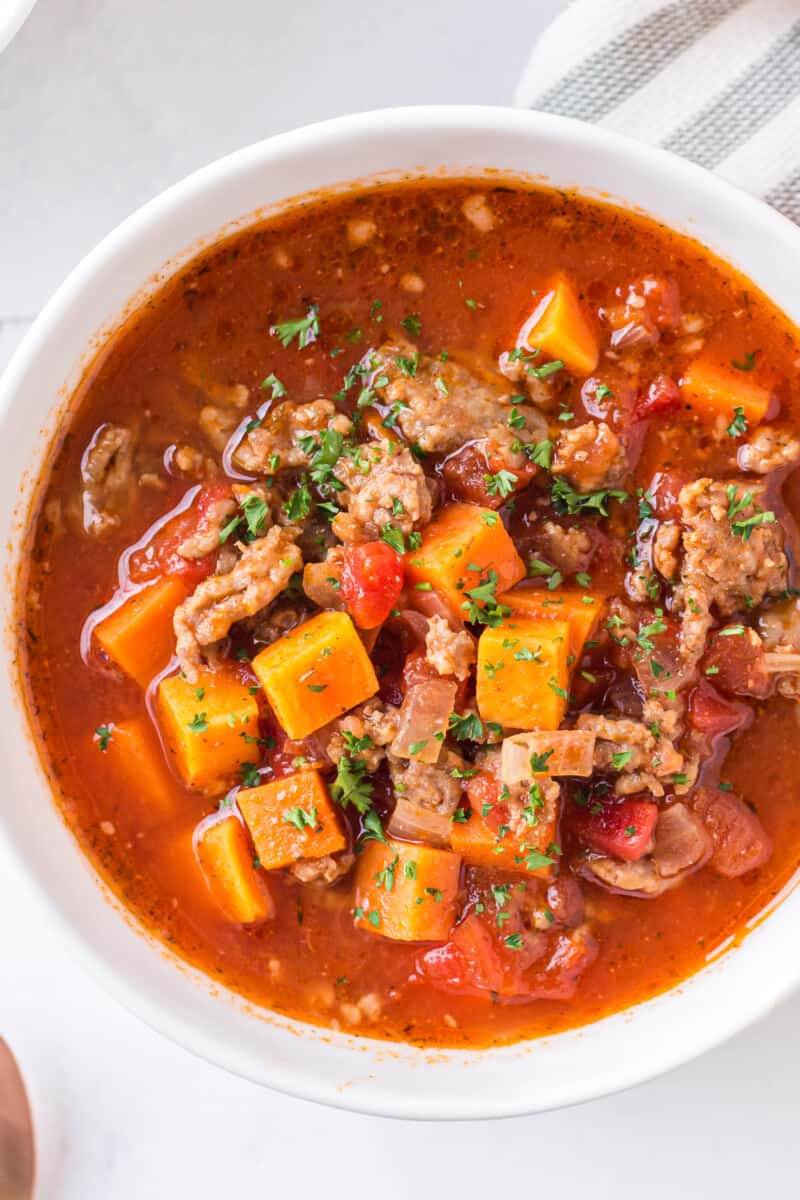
[95,577,188,687]
[95,718,176,815]
[680,359,771,426]
[522,277,599,376]
[404,503,526,618]
[156,670,260,790]
[195,814,274,924]
[498,587,604,659]
[251,611,378,739]
[237,770,346,871]
[354,839,461,942]
[476,616,571,730]
[450,802,556,877]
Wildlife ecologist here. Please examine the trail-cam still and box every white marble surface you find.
[2,2,800,1195]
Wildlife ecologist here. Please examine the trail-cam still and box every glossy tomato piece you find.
[647,467,692,521]
[129,483,232,587]
[442,442,536,509]
[420,912,545,998]
[341,540,404,629]
[688,679,752,739]
[700,627,770,698]
[635,374,680,421]
[571,794,658,861]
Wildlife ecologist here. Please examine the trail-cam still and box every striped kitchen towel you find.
[515,0,800,223]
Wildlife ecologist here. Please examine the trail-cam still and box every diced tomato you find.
[688,679,752,739]
[464,771,502,820]
[691,787,772,877]
[442,442,536,509]
[570,794,658,862]
[341,540,404,629]
[648,467,692,521]
[420,912,544,998]
[420,914,597,1002]
[634,276,682,331]
[700,627,770,699]
[634,374,680,421]
[129,483,232,587]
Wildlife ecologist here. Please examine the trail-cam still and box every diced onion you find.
[501,730,596,785]
[387,798,452,848]
[390,679,457,765]
[764,652,800,674]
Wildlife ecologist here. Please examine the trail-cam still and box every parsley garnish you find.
[551,477,628,516]
[727,406,748,437]
[271,304,320,349]
[260,372,286,398]
[732,350,756,371]
[95,724,112,751]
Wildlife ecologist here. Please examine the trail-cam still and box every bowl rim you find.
[3,104,800,1119]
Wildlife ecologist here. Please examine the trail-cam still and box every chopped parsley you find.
[401,312,422,337]
[727,406,748,437]
[732,350,756,371]
[260,372,286,398]
[188,712,208,733]
[271,304,320,349]
[94,724,112,751]
[551,477,628,516]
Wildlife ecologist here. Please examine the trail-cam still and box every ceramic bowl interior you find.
[2,106,799,1119]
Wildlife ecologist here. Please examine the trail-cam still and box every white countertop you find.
[2,2,800,1195]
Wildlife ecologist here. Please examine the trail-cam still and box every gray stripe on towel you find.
[529,0,745,123]
[764,168,800,225]
[663,19,800,167]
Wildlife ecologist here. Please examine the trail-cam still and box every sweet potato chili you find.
[20,179,800,1047]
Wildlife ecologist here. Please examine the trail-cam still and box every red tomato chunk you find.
[571,795,659,862]
[340,541,404,628]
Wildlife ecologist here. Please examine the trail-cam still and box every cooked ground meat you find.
[576,713,685,797]
[174,524,302,679]
[388,753,464,815]
[738,424,800,474]
[552,421,627,493]
[303,546,345,610]
[182,363,251,453]
[235,398,353,474]
[529,520,594,576]
[178,495,237,559]
[371,340,513,453]
[80,424,135,536]
[425,615,476,681]
[757,597,800,698]
[326,698,400,773]
[331,438,432,543]
[497,350,557,410]
[652,521,681,581]
[674,477,788,662]
[288,852,355,886]
[172,444,219,478]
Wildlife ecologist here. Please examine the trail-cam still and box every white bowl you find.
[2,107,799,1120]
[0,0,37,54]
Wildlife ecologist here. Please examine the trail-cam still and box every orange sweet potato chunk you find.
[237,770,346,871]
[95,718,175,816]
[498,587,605,660]
[95,577,188,687]
[451,783,557,878]
[196,814,274,924]
[522,277,599,376]
[680,359,771,425]
[354,839,461,942]
[404,503,525,617]
[157,670,260,790]
[476,616,571,730]
[251,610,378,740]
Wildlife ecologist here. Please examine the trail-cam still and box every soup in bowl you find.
[3,108,800,1117]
